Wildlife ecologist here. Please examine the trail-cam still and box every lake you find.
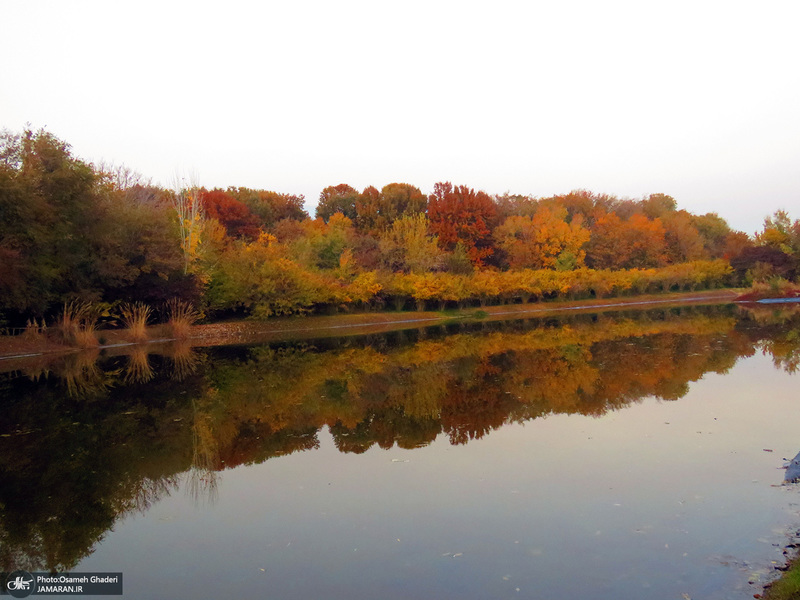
[1,302,799,599]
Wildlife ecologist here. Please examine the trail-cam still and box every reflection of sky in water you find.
[78,352,800,600]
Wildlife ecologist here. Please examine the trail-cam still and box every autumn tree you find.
[494,206,590,270]
[493,193,538,221]
[354,185,382,233]
[548,190,625,227]
[586,212,667,269]
[291,213,356,271]
[661,210,707,264]
[201,189,261,240]
[427,182,497,267]
[379,213,444,273]
[354,183,428,234]
[641,193,678,219]
[729,245,795,283]
[206,232,329,318]
[228,188,307,229]
[758,210,800,258]
[170,173,206,275]
[732,210,800,281]
[691,212,734,258]
[378,182,427,222]
[316,183,360,222]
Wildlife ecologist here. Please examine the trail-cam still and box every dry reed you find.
[53,301,100,348]
[118,302,152,342]
[165,299,201,339]
[21,318,46,341]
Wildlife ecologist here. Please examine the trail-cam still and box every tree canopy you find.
[2,127,793,326]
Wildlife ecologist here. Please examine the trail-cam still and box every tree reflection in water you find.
[1,303,799,572]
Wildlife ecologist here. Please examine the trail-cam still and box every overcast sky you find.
[3,0,799,234]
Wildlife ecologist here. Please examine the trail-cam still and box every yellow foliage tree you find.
[494,206,590,270]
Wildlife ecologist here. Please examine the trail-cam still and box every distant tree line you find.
[1,127,798,326]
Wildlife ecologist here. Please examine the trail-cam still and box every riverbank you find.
[0,288,742,364]
[764,552,800,600]
[736,281,800,302]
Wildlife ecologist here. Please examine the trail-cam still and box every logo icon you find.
[5,571,35,598]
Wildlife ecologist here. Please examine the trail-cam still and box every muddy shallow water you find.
[1,303,799,599]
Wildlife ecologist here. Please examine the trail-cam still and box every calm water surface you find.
[1,304,799,599]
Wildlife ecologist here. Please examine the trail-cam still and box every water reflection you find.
[0,303,799,574]
[123,345,154,385]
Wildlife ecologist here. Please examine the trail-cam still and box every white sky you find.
[2,0,799,234]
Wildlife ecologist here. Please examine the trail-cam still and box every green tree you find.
[691,212,734,258]
[355,183,427,234]
[316,184,359,222]
[206,233,330,318]
[641,193,677,219]
[291,213,356,270]
[228,188,307,229]
[0,129,112,313]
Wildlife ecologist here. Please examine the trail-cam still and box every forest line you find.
[2,128,799,329]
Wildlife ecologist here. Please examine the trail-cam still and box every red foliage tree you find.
[201,189,261,240]
[427,182,497,267]
[226,188,307,228]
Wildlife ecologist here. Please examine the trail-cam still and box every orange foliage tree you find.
[587,212,667,269]
[661,210,707,264]
[494,206,590,270]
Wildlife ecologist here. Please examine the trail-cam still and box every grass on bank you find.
[764,556,800,600]
[166,298,202,339]
[0,288,743,361]
[54,301,101,348]
[118,302,152,342]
